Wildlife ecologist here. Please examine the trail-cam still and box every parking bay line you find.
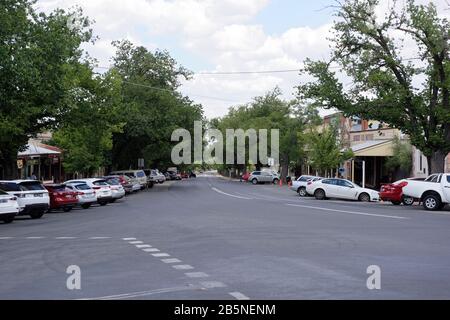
[286,204,409,220]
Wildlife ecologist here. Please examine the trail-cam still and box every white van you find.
[109,170,148,189]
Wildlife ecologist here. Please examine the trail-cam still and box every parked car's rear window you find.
[136,171,145,178]
[447,176,450,183]
[0,182,21,192]
[19,181,45,191]
[49,185,66,191]
[106,178,120,185]
[93,180,108,186]
[75,184,91,190]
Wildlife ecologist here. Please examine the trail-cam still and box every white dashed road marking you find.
[161,258,182,264]
[136,244,152,248]
[89,237,111,240]
[55,237,77,239]
[143,248,160,252]
[122,238,136,241]
[128,241,143,244]
[26,237,45,239]
[172,265,194,270]
[152,253,170,257]
[200,281,227,289]
[185,272,209,278]
[229,292,250,300]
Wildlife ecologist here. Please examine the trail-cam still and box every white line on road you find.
[0,237,14,239]
[55,237,77,239]
[89,237,111,240]
[143,248,160,252]
[128,241,143,244]
[172,264,194,270]
[161,258,182,264]
[152,253,170,257]
[136,244,152,248]
[185,272,209,278]
[80,286,199,300]
[211,187,252,200]
[122,238,136,241]
[286,204,409,220]
[26,237,45,239]
[200,281,227,289]
[229,292,250,300]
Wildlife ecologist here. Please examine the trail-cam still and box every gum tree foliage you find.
[385,136,413,173]
[297,0,450,174]
[50,67,124,177]
[211,88,318,180]
[110,40,203,170]
[0,0,93,178]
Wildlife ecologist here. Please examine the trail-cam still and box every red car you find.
[380,181,414,205]
[181,172,189,179]
[44,184,79,212]
[240,172,251,182]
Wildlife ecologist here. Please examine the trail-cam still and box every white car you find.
[65,179,113,206]
[306,178,380,202]
[290,175,322,197]
[0,189,20,224]
[0,180,49,219]
[150,170,166,184]
[104,178,126,201]
[402,173,450,211]
[110,170,148,189]
[65,183,97,209]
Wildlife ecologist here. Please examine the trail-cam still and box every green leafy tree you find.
[110,40,203,170]
[385,136,413,173]
[298,0,450,173]
[50,68,124,177]
[0,1,93,178]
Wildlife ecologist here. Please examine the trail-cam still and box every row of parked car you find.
[0,168,195,224]
[238,170,450,211]
[288,173,450,211]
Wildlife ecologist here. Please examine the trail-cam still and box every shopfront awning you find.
[346,140,394,157]
[18,141,61,157]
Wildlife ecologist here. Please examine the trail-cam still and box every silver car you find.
[248,171,280,185]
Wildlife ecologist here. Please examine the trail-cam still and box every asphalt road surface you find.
[1,175,450,300]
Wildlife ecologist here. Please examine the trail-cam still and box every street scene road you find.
[1,174,450,300]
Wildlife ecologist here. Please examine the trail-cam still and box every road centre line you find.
[229,291,250,300]
[211,187,253,200]
[80,286,200,300]
[286,204,409,220]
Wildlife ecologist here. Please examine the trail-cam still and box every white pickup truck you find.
[402,173,450,211]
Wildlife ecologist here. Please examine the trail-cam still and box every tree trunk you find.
[1,158,18,180]
[427,150,446,174]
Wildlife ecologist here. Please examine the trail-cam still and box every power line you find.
[121,80,237,103]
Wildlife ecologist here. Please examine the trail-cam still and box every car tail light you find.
[77,192,84,196]
[92,186,101,190]
[10,197,17,201]
[398,181,408,188]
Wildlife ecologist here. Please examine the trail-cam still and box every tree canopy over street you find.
[298,0,450,173]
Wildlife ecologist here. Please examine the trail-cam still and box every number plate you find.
[33,194,43,197]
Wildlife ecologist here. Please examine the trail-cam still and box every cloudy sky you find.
[35,0,447,119]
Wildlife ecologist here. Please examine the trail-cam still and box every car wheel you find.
[314,189,326,200]
[273,178,279,185]
[402,196,414,206]
[422,194,441,211]
[110,199,117,203]
[391,201,401,205]
[81,204,91,209]
[30,211,44,219]
[99,202,108,206]
[63,207,72,212]
[2,216,14,224]
[358,193,370,202]
[298,187,307,197]
[251,178,258,185]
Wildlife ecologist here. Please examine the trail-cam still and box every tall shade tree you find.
[110,40,203,170]
[297,0,450,173]
[0,1,93,178]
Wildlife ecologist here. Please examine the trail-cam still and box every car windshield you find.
[19,181,45,191]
